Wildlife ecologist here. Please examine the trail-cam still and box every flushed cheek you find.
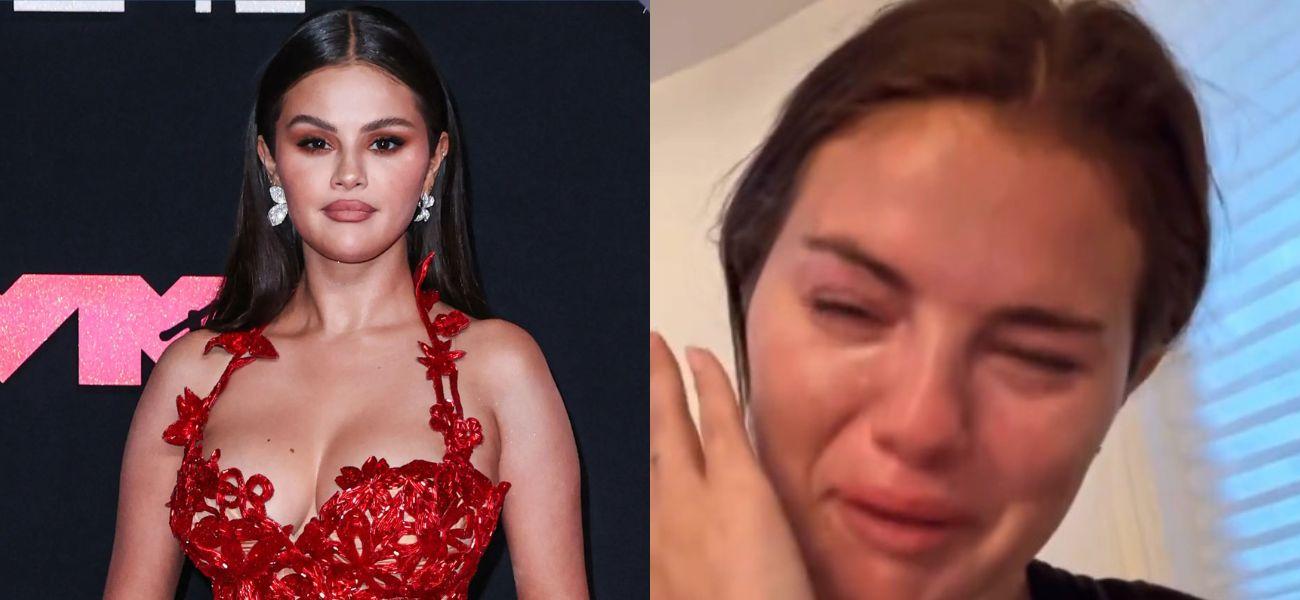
[746,283,889,485]
[746,353,831,493]
[744,262,887,518]
[747,342,882,527]
[276,162,337,217]
[971,409,1103,565]
[277,150,335,181]
[980,386,1113,491]
[381,160,427,191]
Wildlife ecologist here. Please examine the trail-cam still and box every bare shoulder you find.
[157,327,216,364]
[153,327,228,383]
[454,317,557,410]
[138,328,229,417]
[457,316,548,376]
[458,318,547,368]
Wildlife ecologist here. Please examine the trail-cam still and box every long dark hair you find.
[197,5,486,333]
[719,0,1212,403]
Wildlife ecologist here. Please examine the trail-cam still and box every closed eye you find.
[996,345,1080,374]
[811,298,885,324]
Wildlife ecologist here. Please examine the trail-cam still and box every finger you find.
[684,346,750,464]
[650,331,705,474]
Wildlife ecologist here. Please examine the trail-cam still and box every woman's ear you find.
[423,131,451,192]
[256,134,278,184]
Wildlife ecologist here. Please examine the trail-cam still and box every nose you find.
[870,334,972,468]
[332,147,366,191]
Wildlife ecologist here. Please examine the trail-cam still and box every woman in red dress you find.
[105,6,587,598]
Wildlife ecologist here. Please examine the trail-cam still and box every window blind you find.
[1136,1,1300,597]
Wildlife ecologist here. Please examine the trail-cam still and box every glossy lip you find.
[322,199,376,222]
[831,485,973,557]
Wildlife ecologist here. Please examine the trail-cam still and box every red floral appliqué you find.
[162,387,213,447]
[433,311,469,338]
[204,329,278,359]
[418,336,466,380]
[162,250,510,599]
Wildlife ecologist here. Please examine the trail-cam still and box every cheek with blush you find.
[971,394,1111,549]
[747,306,887,531]
[745,256,893,479]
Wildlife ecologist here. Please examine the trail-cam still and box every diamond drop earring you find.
[414,191,436,222]
[267,184,288,226]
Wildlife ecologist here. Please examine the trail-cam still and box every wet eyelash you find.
[1001,347,1079,373]
[811,298,884,324]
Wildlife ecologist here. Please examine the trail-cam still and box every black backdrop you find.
[0,1,647,598]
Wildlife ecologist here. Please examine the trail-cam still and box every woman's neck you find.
[279,243,419,337]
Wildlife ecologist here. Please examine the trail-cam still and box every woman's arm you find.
[478,319,589,599]
[103,330,210,599]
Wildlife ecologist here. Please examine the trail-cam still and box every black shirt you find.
[1027,560,1205,599]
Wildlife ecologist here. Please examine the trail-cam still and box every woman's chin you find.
[808,522,988,600]
[816,560,979,600]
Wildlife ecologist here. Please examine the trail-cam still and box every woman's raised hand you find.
[649,331,814,600]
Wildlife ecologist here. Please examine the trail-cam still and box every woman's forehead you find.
[782,100,1142,324]
[280,64,420,125]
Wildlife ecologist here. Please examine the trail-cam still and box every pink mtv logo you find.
[0,274,222,385]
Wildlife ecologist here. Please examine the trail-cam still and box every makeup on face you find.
[321,198,377,222]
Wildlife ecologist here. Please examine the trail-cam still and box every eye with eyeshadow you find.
[371,136,405,152]
[295,136,407,154]
[296,137,326,153]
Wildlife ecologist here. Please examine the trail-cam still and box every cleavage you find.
[198,355,446,538]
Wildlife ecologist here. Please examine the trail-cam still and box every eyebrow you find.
[990,306,1104,334]
[803,234,1104,335]
[285,114,416,133]
[803,234,912,293]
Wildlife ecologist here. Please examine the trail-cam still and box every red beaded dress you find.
[162,251,510,599]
